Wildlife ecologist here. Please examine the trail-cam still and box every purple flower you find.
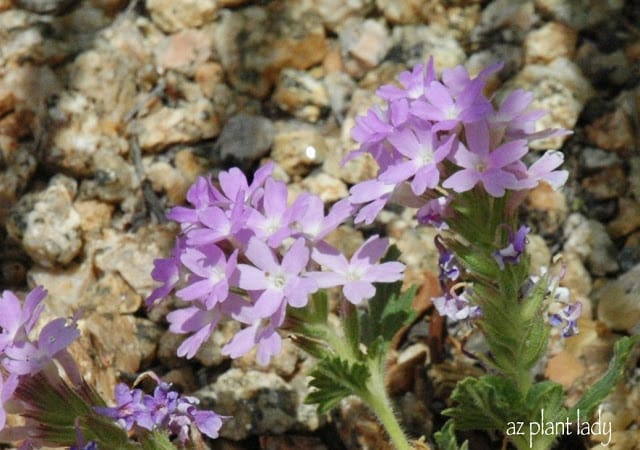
[237,237,317,317]
[292,194,353,242]
[435,236,460,284]
[309,236,405,304]
[97,380,225,442]
[2,317,80,376]
[146,239,185,308]
[348,180,396,225]
[379,128,454,195]
[433,289,481,321]
[411,77,492,132]
[167,176,221,227]
[176,245,238,309]
[417,197,453,229]
[376,58,436,101]
[443,121,527,197]
[246,178,297,247]
[493,225,530,270]
[222,299,286,365]
[95,383,150,431]
[0,373,18,431]
[524,150,568,190]
[0,286,46,352]
[549,301,582,337]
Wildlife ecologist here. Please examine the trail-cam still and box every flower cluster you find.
[0,286,79,431]
[148,164,405,365]
[346,59,576,329]
[96,380,224,443]
[346,58,568,225]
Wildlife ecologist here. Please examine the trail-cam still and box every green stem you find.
[361,367,413,450]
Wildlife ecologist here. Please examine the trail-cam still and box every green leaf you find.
[360,282,417,348]
[305,356,371,414]
[569,335,640,421]
[444,375,521,431]
[434,420,469,450]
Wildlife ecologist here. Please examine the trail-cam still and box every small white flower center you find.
[268,271,288,290]
[444,105,459,120]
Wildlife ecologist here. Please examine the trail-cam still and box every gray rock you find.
[214,114,275,167]
[146,0,219,33]
[390,24,466,70]
[579,147,622,171]
[323,71,357,123]
[197,369,320,440]
[339,18,391,77]
[472,0,538,43]
[563,213,619,276]
[79,149,139,203]
[7,176,82,268]
[271,122,327,177]
[534,0,624,31]
[630,157,640,201]
[597,264,640,332]
[273,69,330,123]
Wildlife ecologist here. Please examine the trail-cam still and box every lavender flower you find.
[309,236,405,304]
[0,373,18,431]
[549,301,582,337]
[97,381,224,442]
[0,286,46,352]
[493,225,530,270]
[417,197,452,229]
[433,289,481,321]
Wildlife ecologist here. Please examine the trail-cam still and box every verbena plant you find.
[0,58,636,450]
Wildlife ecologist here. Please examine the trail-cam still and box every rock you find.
[309,0,371,31]
[471,0,537,43]
[630,157,640,201]
[214,114,275,167]
[545,350,585,389]
[154,28,214,76]
[559,250,592,298]
[608,198,640,239]
[526,233,551,276]
[73,200,114,234]
[525,181,568,235]
[597,264,640,332]
[0,140,37,224]
[300,172,348,203]
[273,69,329,123]
[195,61,225,98]
[7,177,82,268]
[271,122,327,177]
[78,149,139,203]
[158,330,187,368]
[466,44,524,87]
[563,213,619,276]
[339,18,391,77]
[137,98,221,153]
[578,147,621,172]
[215,6,327,98]
[506,58,594,150]
[524,22,577,64]
[47,92,130,176]
[197,369,320,441]
[534,0,624,30]
[621,232,640,272]
[83,272,142,314]
[389,24,466,70]
[376,0,444,25]
[27,258,95,317]
[90,225,176,297]
[581,165,628,200]
[323,71,357,122]
[388,219,439,276]
[585,108,636,155]
[146,0,218,33]
[259,435,328,450]
[576,43,633,87]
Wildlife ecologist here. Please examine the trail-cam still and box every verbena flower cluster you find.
[0,287,223,449]
[96,380,223,442]
[147,165,405,365]
[0,286,78,431]
[347,58,568,225]
[345,58,579,328]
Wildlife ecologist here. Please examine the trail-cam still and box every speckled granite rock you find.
[597,264,640,332]
[7,176,82,268]
[273,69,330,122]
[146,0,219,33]
[215,6,328,98]
[197,368,320,441]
